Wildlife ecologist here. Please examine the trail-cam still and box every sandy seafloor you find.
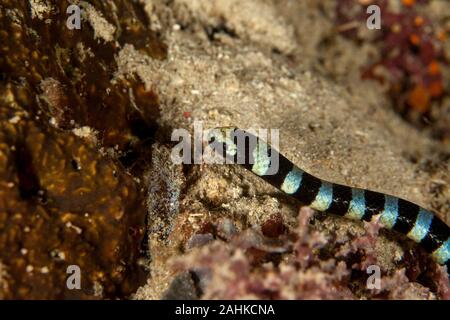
[130,0,450,300]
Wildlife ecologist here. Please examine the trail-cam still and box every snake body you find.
[208,127,449,271]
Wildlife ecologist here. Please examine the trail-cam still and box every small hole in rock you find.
[71,159,81,171]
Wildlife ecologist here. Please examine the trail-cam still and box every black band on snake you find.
[207,127,449,272]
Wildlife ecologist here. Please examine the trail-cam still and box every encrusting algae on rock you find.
[0,0,165,298]
[0,94,149,298]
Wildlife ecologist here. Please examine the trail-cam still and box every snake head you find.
[206,126,239,157]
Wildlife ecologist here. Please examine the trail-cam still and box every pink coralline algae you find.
[337,0,446,124]
[171,207,449,299]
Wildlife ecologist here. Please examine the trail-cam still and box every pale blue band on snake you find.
[207,127,450,272]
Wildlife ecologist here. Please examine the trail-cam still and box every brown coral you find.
[0,0,166,298]
[0,92,148,298]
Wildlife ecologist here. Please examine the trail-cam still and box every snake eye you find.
[206,129,220,144]
[208,135,216,144]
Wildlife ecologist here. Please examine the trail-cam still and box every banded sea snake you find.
[208,127,449,272]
